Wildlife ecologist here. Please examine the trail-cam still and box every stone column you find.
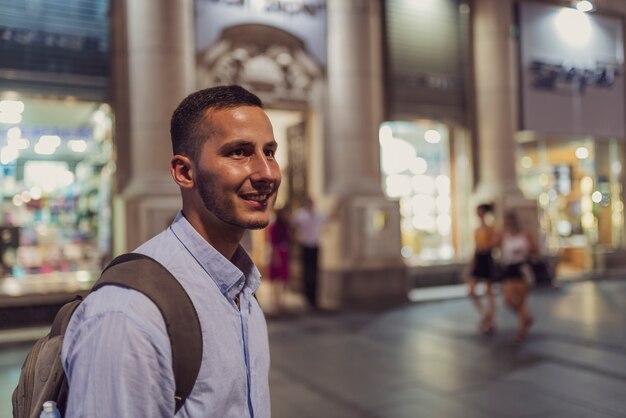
[111,0,195,253]
[472,0,537,236]
[473,0,519,202]
[327,0,383,196]
[320,0,406,309]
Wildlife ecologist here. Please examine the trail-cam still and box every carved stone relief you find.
[197,24,322,105]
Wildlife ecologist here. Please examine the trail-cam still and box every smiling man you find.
[61,86,279,418]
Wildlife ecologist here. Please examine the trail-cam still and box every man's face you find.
[194,106,281,230]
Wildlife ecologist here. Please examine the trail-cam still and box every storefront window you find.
[0,96,113,278]
[516,134,624,275]
[380,120,457,263]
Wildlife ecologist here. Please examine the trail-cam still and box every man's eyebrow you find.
[217,139,277,152]
[217,140,254,152]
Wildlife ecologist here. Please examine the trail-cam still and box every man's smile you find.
[243,194,269,202]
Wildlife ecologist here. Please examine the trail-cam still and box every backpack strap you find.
[50,295,83,337]
[91,253,202,414]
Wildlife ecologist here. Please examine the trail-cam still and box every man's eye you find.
[229,149,245,157]
[265,149,275,158]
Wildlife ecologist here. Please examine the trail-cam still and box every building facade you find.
[2,0,626,307]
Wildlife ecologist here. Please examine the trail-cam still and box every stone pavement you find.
[1,278,626,417]
[268,279,626,418]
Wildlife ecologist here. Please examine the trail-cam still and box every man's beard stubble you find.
[196,167,270,230]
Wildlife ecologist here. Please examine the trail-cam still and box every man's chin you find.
[228,217,270,230]
[244,220,270,230]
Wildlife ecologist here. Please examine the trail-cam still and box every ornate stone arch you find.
[197,24,323,106]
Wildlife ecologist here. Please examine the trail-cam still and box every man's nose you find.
[250,152,279,182]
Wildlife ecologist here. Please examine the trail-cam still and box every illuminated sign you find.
[530,61,622,93]
[519,2,625,137]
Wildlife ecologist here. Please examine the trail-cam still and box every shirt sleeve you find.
[62,294,176,418]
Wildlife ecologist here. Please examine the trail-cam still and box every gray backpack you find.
[12,253,202,418]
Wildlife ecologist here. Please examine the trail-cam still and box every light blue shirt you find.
[61,212,271,418]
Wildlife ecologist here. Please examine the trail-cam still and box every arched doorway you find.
[197,23,324,312]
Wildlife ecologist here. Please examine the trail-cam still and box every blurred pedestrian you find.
[468,203,497,334]
[292,196,327,309]
[495,211,536,343]
[61,85,278,417]
[267,207,291,313]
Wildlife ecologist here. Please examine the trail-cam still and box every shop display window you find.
[380,120,471,263]
[0,96,113,278]
[516,135,624,275]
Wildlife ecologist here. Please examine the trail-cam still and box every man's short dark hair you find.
[170,85,263,161]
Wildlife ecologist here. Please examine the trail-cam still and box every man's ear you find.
[170,155,194,189]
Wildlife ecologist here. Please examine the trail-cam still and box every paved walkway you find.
[1,278,626,417]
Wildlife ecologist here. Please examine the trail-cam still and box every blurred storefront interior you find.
[2,0,626,309]
[514,1,626,278]
[0,0,113,281]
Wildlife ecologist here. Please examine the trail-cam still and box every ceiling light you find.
[424,129,441,144]
[35,135,61,155]
[575,1,594,13]
[0,146,19,164]
[0,100,24,114]
[68,139,87,153]
[0,113,22,124]
[575,146,589,159]
[0,100,24,124]
[556,8,592,47]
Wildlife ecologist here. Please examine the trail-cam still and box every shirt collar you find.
[169,212,261,298]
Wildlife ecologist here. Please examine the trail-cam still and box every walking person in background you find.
[292,196,327,310]
[496,211,537,343]
[61,85,279,417]
[468,203,497,334]
[267,207,291,313]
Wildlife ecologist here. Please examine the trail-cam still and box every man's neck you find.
[180,209,243,260]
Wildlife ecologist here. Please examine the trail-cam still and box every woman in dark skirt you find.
[468,203,497,334]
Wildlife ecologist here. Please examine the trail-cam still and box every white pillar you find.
[472,0,538,242]
[320,0,406,309]
[327,0,383,196]
[473,0,520,201]
[111,0,195,252]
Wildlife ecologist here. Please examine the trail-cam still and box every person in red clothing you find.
[267,207,291,312]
